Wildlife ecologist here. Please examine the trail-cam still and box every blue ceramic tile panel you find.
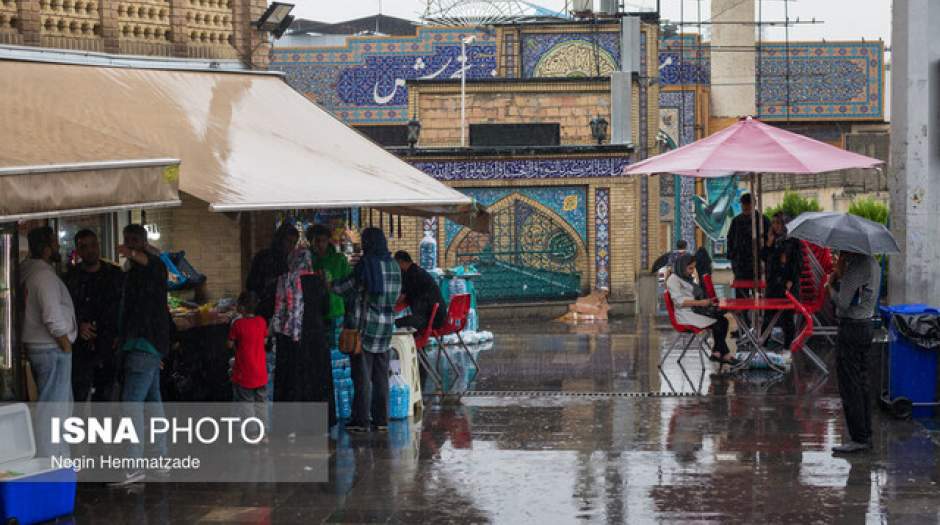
[442,186,588,247]
[594,187,611,289]
[522,32,621,78]
[658,35,710,85]
[270,28,497,124]
[757,41,884,120]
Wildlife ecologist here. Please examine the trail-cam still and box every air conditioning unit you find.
[572,0,593,14]
[599,0,618,15]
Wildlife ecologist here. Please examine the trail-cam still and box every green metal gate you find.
[455,200,582,303]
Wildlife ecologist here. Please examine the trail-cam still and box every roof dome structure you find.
[422,0,568,26]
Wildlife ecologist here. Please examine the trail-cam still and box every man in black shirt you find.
[394,251,446,332]
[111,224,169,486]
[726,193,772,298]
[66,229,124,402]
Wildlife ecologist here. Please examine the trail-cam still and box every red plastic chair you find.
[786,290,828,375]
[702,274,717,299]
[412,303,450,394]
[662,291,711,367]
[798,241,837,341]
[413,302,439,351]
[431,294,478,372]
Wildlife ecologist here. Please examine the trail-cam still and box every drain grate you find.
[461,390,700,398]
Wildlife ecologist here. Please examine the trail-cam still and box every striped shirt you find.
[829,255,880,320]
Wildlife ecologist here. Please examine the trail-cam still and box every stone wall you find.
[0,0,268,62]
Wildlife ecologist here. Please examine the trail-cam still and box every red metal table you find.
[729,279,766,290]
[719,294,826,374]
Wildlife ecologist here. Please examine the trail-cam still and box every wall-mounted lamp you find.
[407,117,421,151]
[590,116,609,145]
[145,223,161,242]
[254,2,295,39]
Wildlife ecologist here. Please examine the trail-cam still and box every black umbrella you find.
[787,212,899,255]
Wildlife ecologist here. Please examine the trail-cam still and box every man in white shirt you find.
[21,226,77,458]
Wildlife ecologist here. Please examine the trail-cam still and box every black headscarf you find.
[673,253,697,286]
[355,227,391,294]
[770,213,791,249]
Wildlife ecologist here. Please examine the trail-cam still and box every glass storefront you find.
[55,213,118,266]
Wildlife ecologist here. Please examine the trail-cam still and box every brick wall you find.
[412,80,643,148]
[147,193,243,300]
[418,91,610,147]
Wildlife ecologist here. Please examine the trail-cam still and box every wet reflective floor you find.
[71,318,940,524]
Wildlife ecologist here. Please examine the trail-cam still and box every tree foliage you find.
[848,197,889,225]
[765,191,822,219]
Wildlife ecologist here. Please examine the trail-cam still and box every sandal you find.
[709,353,722,362]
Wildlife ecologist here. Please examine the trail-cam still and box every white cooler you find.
[0,403,76,525]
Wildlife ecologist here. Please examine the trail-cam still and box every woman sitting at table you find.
[666,254,737,365]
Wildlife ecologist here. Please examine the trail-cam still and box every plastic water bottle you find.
[449,277,468,297]
[388,372,409,420]
[466,307,478,333]
[335,382,352,420]
[419,229,438,270]
[343,377,355,405]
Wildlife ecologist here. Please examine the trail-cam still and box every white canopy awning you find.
[0,55,483,228]
[0,159,181,223]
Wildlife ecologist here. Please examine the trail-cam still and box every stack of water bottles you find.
[331,348,353,420]
[388,368,410,420]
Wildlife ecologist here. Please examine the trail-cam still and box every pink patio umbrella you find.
[624,116,884,296]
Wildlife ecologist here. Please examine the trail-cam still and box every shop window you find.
[56,213,117,266]
[469,123,560,147]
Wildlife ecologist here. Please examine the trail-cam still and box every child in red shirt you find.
[227,291,268,441]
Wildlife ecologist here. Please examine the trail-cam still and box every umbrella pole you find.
[756,173,765,329]
[750,173,758,328]
[756,172,764,297]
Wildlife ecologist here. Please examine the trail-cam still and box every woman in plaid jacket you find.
[333,227,402,433]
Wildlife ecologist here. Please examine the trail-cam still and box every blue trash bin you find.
[880,304,940,418]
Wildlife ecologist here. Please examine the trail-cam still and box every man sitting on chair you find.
[394,251,446,333]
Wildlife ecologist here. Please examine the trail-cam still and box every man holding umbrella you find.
[826,251,881,453]
[788,211,898,455]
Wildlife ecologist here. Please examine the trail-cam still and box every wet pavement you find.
[70,318,940,524]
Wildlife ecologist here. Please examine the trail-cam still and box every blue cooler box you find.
[0,404,77,525]
[880,305,940,418]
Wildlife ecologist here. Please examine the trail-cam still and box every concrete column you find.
[16,0,40,46]
[610,72,632,145]
[709,0,755,123]
[99,0,120,54]
[611,16,640,145]
[888,0,940,304]
[168,0,190,57]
